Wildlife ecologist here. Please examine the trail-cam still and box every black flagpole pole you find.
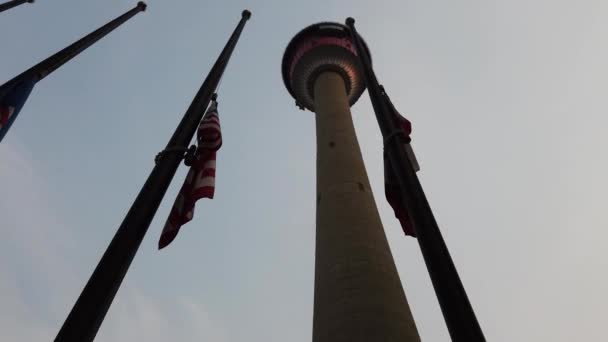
[0,2,145,142]
[0,0,33,13]
[54,10,251,342]
[345,18,486,342]
[0,2,147,97]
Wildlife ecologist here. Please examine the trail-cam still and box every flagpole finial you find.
[346,17,355,27]
[242,10,251,20]
[137,1,147,11]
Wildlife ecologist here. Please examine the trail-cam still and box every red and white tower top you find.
[281,22,371,111]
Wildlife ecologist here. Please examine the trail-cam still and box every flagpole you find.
[0,2,146,142]
[345,18,486,342]
[1,1,146,94]
[0,0,33,13]
[54,10,251,342]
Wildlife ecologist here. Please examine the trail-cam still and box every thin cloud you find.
[0,142,227,341]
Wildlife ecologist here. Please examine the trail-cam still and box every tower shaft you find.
[312,71,420,342]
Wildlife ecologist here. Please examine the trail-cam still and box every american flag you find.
[158,100,222,249]
[0,78,36,142]
[383,96,419,237]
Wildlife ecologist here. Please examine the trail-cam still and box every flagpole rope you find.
[210,41,235,103]
[165,49,229,167]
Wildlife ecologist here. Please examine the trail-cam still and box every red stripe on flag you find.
[158,227,179,249]
[191,186,215,200]
[200,168,215,178]
[383,110,417,237]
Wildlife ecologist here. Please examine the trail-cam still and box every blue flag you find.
[0,78,36,142]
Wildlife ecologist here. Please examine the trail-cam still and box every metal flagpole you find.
[54,10,251,342]
[1,1,147,94]
[0,2,147,142]
[345,18,486,342]
[0,0,33,13]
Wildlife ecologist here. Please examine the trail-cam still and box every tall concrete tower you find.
[282,23,420,342]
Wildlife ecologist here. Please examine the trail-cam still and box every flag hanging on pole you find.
[158,100,222,249]
[55,11,250,341]
[0,78,36,141]
[382,90,419,237]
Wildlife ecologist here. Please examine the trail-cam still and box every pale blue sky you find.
[1,0,607,341]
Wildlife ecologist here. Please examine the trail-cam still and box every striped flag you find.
[0,78,36,142]
[383,95,419,237]
[158,100,222,249]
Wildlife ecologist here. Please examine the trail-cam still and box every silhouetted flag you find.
[384,105,419,237]
[158,101,222,249]
[0,78,36,141]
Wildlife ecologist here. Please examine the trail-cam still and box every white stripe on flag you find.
[195,175,216,188]
[203,159,216,169]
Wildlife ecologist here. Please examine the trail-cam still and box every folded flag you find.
[158,100,222,249]
[0,78,36,142]
[383,93,419,237]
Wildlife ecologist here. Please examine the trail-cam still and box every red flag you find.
[384,103,419,237]
[158,101,222,249]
